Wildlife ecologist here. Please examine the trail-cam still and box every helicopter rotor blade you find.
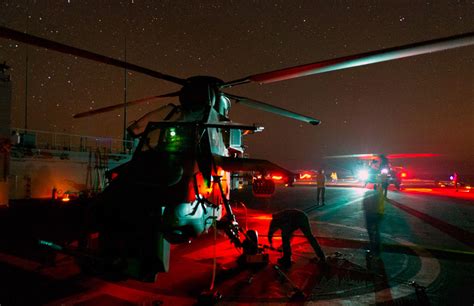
[0,26,186,85]
[325,153,440,160]
[324,154,379,159]
[225,93,321,125]
[223,32,474,87]
[386,153,440,159]
[73,91,180,118]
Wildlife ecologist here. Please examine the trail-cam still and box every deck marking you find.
[305,192,377,217]
[387,198,474,249]
[310,222,440,305]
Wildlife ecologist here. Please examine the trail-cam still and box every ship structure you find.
[0,62,133,205]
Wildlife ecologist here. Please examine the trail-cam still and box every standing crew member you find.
[380,170,389,198]
[452,172,459,192]
[268,209,326,267]
[316,169,326,206]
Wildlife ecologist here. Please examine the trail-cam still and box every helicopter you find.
[325,153,439,190]
[1,26,473,280]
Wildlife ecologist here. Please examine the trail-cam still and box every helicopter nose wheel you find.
[242,229,259,255]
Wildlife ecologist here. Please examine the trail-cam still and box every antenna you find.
[24,0,30,130]
[122,4,129,152]
[123,35,127,149]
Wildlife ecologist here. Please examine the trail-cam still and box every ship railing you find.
[9,128,134,155]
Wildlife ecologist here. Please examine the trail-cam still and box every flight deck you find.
[0,184,472,305]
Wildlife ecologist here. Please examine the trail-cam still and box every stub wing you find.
[214,155,296,179]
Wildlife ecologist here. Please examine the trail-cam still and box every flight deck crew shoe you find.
[277,257,292,268]
[310,256,327,264]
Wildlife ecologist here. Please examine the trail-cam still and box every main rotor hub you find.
[179,76,224,112]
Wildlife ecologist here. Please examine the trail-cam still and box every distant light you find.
[272,175,283,180]
[357,169,369,181]
[381,168,389,174]
[61,197,70,202]
[401,172,407,178]
[450,175,454,180]
[170,129,176,137]
[300,173,312,179]
[405,188,433,192]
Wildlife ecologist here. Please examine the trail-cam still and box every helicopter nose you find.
[152,158,183,186]
[164,161,183,186]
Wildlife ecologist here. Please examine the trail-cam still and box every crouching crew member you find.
[268,209,326,267]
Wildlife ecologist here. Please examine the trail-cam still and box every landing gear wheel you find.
[242,229,259,255]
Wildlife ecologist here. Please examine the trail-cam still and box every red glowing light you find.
[299,173,312,179]
[111,172,119,180]
[401,172,407,178]
[386,153,439,159]
[253,215,273,221]
[272,175,283,180]
[61,197,70,202]
[404,188,433,192]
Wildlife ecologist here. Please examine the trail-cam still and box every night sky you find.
[1,1,473,175]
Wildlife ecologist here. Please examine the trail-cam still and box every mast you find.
[24,1,30,130]
[122,2,129,151]
[123,35,127,148]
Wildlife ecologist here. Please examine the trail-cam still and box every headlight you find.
[357,169,369,181]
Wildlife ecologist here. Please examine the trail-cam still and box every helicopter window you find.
[141,126,194,153]
[142,129,162,152]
